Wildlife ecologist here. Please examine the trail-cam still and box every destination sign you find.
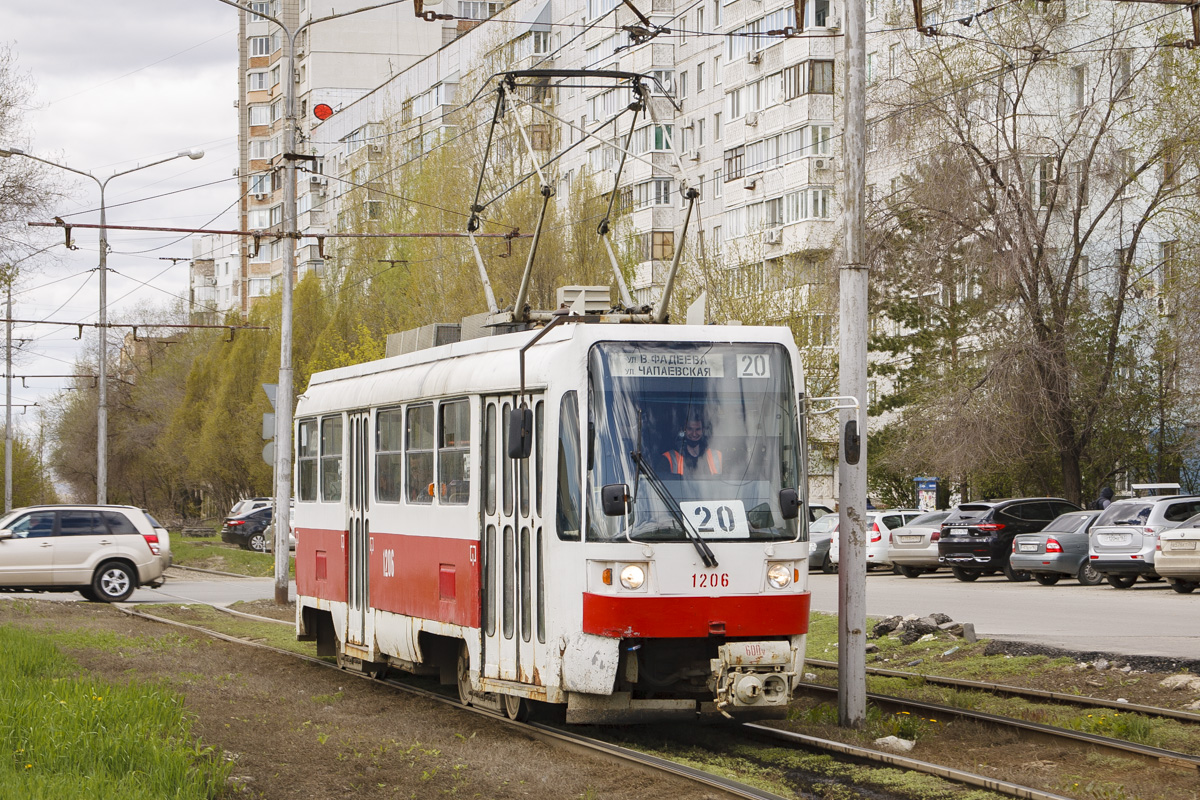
[611,352,725,378]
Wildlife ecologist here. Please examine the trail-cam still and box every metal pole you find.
[97,184,108,504]
[4,272,11,513]
[273,25,299,606]
[838,0,868,728]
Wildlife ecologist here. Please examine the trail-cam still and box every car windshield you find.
[908,511,949,527]
[587,341,802,543]
[1043,512,1095,533]
[1095,502,1151,527]
[943,504,993,525]
[811,514,839,533]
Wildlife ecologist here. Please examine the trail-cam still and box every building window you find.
[250,105,271,126]
[248,71,268,91]
[714,168,722,197]
[724,146,745,180]
[697,61,706,92]
[250,36,271,56]
[809,60,835,94]
[320,416,343,502]
[459,0,502,19]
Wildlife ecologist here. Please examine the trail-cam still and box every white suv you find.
[0,505,169,602]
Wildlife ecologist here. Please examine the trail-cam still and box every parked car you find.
[221,506,273,552]
[1009,510,1103,586]
[938,498,1082,582]
[887,510,952,578]
[1088,495,1200,588]
[227,497,271,519]
[0,505,168,602]
[830,509,925,569]
[143,510,173,568]
[1155,512,1200,593]
[810,503,834,522]
[808,513,840,573]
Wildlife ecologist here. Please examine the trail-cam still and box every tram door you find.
[481,395,544,684]
[346,410,371,646]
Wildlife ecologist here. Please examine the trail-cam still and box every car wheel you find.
[1002,561,1032,582]
[1106,574,1137,589]
[1076,562,1104,586]
[951,566,980,582]
[247,532,269,552]
[821,553,837,574]
[92,562,136,602]
[896,565,924,579]
[78,586,99,602]
[1170,580,1197,594]
[1032,573,1061,586]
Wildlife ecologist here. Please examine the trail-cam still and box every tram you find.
[293,314,812,722]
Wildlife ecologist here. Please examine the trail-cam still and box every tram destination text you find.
[611,352,725,378]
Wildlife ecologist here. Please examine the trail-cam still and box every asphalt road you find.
[807,568,1198,660]
[0,567,295,606]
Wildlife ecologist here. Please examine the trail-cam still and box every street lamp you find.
[0,146,204,504]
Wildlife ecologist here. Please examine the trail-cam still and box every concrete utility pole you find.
[838,0,869,727]
[214,0,409,604]
[0,147,203,504]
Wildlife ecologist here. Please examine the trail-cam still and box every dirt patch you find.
[229,598,296,622]
[0,599,721,800]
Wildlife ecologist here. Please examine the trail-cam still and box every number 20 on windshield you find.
[737,353,770,378]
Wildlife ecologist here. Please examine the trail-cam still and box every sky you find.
[5,0,241,432]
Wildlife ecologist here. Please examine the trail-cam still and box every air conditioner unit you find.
[764,228,782,244]
[369,143,383,155]
[686,149,701,161]
[745,111,760,126]
[204,276,217,286]
[746,50,761,65]
[253,192,267,200]
[743,176,758,190]
[813,157,832,170]
[825,15,841,30]
[309,173,327,185]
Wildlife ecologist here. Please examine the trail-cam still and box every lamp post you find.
[214,0,408,604]
[0,146,204,504]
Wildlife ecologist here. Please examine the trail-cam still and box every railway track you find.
[806,657,1200,724]
[118,603,1197,800]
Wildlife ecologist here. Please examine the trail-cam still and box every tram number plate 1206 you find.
[679,500,751,539]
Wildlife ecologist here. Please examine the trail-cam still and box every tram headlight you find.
[619,564,646,590]
[767,563,792,589]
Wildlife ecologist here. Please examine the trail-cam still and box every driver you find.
[661,414,723,476]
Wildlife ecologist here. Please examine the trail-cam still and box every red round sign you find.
[313,103,334,121]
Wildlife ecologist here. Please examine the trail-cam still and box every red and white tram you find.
[293,318,812,722]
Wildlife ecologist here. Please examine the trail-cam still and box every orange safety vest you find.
[662,448,722,475]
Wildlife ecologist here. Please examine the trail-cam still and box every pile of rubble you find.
[869,613,978,647]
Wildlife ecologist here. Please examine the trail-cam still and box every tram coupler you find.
[710,641,794,711]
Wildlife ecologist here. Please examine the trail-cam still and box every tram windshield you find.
[587,341,803,543]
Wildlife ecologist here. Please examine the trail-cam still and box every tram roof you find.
[297,322,800,414]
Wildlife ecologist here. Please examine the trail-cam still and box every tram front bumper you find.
[710,641,795,711]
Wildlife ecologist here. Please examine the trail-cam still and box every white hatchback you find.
[887,510,952,577]
[830,509,926,569]
[0,505,168,602]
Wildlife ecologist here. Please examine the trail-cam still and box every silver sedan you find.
[887,511,951,578]
[1009,510,1103,585]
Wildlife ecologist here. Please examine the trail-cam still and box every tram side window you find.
[439,399,470,505]
[320,416,343,502]
[535,401,544,515]
[298,419,318,502]
[407,404,435,504]
[376,408,404,502]
[556,392,582,540]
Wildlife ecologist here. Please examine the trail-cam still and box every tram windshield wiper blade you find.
[630,450,718,568]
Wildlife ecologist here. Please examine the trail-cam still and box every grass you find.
[139,603,315,657]
[171,534,295,578]
[0,625,232,799]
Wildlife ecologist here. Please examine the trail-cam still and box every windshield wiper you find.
[629,449,719,568]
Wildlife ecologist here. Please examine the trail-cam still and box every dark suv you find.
[938,498,1082,582]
